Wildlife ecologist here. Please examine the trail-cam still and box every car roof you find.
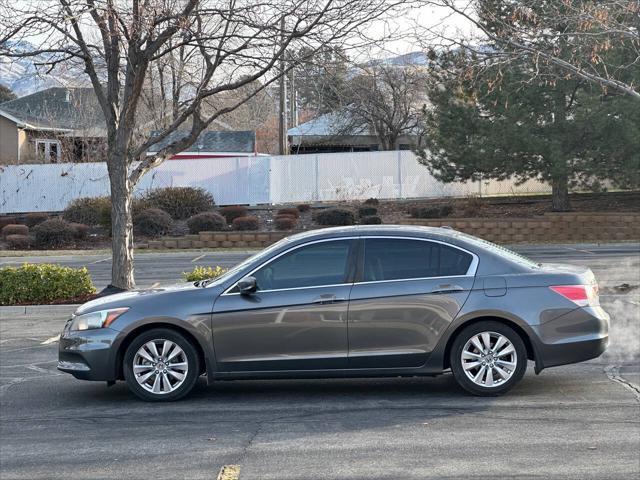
[284,225,536,275]
[286,225,464,243]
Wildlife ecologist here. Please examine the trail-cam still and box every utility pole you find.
[278,17,288,155]
[289,55,298,128]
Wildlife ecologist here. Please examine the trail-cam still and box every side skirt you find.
[211,366,445,381]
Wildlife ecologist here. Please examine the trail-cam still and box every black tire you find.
[123,328,200,402]
[450,321,527,396]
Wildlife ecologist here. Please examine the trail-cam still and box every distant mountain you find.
[1,44,433,99]
[378,51,431,66]
[361,51,431,69]
[0,41,89,98]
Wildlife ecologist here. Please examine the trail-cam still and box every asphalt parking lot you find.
[1,244,639,479]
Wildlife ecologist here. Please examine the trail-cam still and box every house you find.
[0,87,106,164]
[0,87,262,165]
[146,130,263,159]
[287,111,418,154]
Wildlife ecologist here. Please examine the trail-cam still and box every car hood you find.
[75,282,209,315]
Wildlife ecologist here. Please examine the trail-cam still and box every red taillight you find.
[550,285,598,307]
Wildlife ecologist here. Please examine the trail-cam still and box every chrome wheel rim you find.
[461,331,517,388]
[133,339,188,394]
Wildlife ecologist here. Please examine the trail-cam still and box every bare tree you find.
[0,0,408,289]
[339,64,429,150]
[416,0,640,100]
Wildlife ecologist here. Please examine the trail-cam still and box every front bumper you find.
[532,305,610,371]
[58,323,120,381]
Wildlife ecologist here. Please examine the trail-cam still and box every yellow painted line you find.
[217,465,240,480]
[40,335,60,345]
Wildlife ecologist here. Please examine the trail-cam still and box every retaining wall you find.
[142,212,639,249]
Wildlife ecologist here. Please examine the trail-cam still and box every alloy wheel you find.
[132,339,189,394]
[461,331,517,388]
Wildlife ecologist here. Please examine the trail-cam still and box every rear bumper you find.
[58,326,120,381]
[532,305,609,372]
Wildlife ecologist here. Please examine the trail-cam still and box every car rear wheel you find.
[123,328,200,402]
[450,321,527,396]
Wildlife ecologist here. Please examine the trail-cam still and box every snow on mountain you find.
[0,41,89,98]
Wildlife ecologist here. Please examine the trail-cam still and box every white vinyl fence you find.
[0,150,551,214]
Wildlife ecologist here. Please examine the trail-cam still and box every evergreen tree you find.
[0,84,16,103]
[419,0,640,211]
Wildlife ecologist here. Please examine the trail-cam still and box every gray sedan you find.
[58,226,609,401]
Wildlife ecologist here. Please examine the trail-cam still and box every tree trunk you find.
[551,174,570,212]
[108,152,135,290]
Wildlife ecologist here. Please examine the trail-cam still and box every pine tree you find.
[418,0,640,211]
[0,84,16,103]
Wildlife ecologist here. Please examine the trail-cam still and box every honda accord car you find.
[58,225,609,401]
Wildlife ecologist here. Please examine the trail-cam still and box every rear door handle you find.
[312,294,347,304]
[430,284,464,294]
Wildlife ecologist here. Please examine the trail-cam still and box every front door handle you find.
[312,294,347,304]
[430,284,464,294]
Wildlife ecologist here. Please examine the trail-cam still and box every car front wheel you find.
[123,328,200,402]
[450,321,527,396]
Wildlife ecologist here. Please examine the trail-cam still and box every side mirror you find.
[237,276,257,295]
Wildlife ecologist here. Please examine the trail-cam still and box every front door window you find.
[252,240,353,291]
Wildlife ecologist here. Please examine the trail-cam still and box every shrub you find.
[297,204,311,212]
[277,208,300,219]
[187,212,227,233]
[0,263,96,305]
[274,216,297,230]
[314,208,355,226]
[461,196,484,217]
[2,224,28,237]
[364,197,379,206]
[5,234,31,249]
[24,213,49,227]
[33,219,77,248]
[133,208,173,237]
[69,223,89,240]
[182,265,228,282]
[63,196,111,225]
[0,216,18,229]
[140,187,214,220]
[409,205,454,219]
[232,215,259,230]
[358,206,378,217]
[274,213,297,220]
[361,215,382,225]
[220,205,248,223]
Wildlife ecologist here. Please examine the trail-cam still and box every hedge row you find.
[0,264,96,305]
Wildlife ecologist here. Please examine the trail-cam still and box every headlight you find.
[69,308,129,331]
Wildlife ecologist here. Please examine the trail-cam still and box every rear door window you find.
[363,238,473,282]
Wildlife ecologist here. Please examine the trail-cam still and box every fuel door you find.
[483,276,507,297]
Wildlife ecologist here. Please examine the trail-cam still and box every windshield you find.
[455,232,540,268]
[202,238,291,287]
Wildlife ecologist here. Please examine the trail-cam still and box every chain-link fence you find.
[0,150,552,214]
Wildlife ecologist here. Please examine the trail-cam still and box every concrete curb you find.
[0,304,78,317]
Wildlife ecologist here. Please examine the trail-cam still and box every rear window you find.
[455,233,540,269]
[363,238,473,282]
